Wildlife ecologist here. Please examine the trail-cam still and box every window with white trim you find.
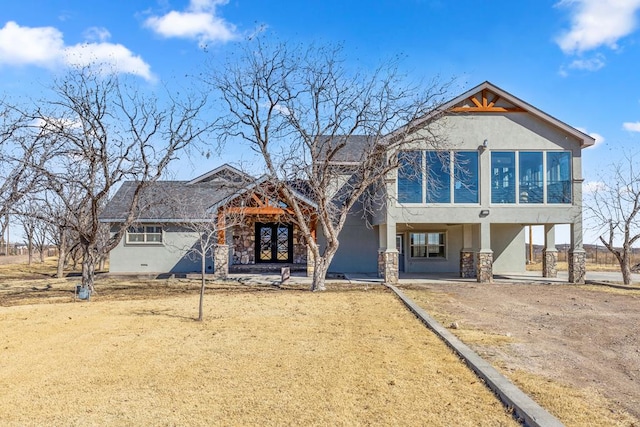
[410,232,446,258]
[126,225,163,244]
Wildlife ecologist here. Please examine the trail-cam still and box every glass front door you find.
[256,223,293,263]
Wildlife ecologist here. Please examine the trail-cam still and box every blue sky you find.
[2,0,640,244]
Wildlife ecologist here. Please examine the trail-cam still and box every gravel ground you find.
[402,282,640,420]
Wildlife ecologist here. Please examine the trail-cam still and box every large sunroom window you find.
[397,151,423,203]
[426,151,451,203]
[491,152,515,203]
[397,150,476,204]
[490,151,571,204]
[547,152,572,203]
[519,152,543,203]
[454,151,478,203]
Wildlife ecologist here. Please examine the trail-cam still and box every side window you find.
[126,225,163,244]
[410,232,446,258]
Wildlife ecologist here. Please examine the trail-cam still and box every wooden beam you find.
[310,217,317,242]
[450,106,526,113]
[487,94,499,108]
[217,210,226,245]
[251,194,264,207]
[226,206,292,215]
[470,96,483,108]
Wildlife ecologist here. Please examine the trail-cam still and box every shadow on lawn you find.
[131,308,197,321]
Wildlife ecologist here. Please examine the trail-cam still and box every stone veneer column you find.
[213,245,229,279]
[460,251,475,278]
[378,250,398,284]
[542,249,558,278]
[476,251,493,283]
[568,250,586,284]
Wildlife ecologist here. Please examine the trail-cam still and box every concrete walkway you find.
[224,269,640,287]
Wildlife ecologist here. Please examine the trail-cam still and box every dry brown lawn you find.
[0,277,518,426]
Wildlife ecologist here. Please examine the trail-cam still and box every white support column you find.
[460,224,475,278]
[542,224,558,278]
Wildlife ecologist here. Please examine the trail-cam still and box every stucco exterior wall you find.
[491,224,526,274]
[109,225,205,274]
[321,202,379,274]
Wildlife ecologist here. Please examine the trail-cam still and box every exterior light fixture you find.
[479,209,490,217]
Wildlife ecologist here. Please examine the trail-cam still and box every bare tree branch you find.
[206,38,454,291]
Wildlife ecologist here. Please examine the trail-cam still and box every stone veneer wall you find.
[568,250,586,284]
[378,251,398,284]
[213,245,229,278]
[232,220,255,265]
[542,249,558,278]
[231,217,307,265]
[460,251,475,278]
[476,251,493,283]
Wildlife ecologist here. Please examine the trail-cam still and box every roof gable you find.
[442,81,595,147]
[187,164,254,185]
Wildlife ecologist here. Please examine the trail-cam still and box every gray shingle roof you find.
[317,135,375,163]
[100,179,245,222]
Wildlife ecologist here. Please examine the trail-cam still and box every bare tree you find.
[0,101,50,238]
[585,151,640,284]
[207,39,452,291]
[178,205,246,321]
[27,67,210,291]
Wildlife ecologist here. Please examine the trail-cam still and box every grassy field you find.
[0,278,518,426]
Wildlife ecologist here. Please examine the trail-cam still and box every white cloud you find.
[64,43,154,81]
[83,27,111,43]
[144,0,237,47]
[0,21,154,81]
[555,0,640,54]
[567,53,606,71]
[623,121,640,132]
[0,21,64,67]
[576,127,605,147]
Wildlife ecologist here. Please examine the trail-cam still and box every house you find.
[101,81,594,283]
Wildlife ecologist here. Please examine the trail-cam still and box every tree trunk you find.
[620,256,633,285]
[311,258,327,292]
[309,243,339,292]
[39,248,45,263]
[57,232,67,278]
[81,249,96,294]
[198,253,206,321]
[27,238,33,265]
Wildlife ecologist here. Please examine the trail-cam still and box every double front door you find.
[256,223,293,263]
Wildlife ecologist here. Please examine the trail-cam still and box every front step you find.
[229,263,306,274]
